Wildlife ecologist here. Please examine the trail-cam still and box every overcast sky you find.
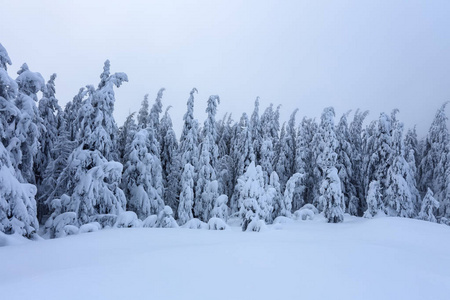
[2,0,450,137]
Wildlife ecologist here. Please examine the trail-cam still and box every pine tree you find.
[419,102,449,211]
[179,88,199,169]
[349,109,369,215]
[122,129,165,219]
[15,63,45,183]
[160,107,180,214]
[384,111,418,218]
[149,88,165,145]
[177,163,195,225]
[364,180,383,218]
[279,173,302,217]
[117,112,137,164]
[250,97,262,164]
[137,94,149,129]
[77,60,128,161]
[418,188,439,223]
[275,109,298,190]
[336,111,358,215]
[314,107,344,222]
[237,162,271,230]
[35,73,62,212]
[294,117,317,208]
[269,171,282,220]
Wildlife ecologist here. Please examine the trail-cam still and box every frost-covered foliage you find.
[115,211,141,228]
[160,107,180,214]
[157,206,178,228]
[364,181,383,218]
[178,163,195,225]
[279,173,302,217]
[419,103,449,198]
[179,88,199,168]
[194,138,219,222]
[182,218,208,229]
[0,142,38,237]
[210,194,229,220]
[237,162,273,230]
[51,148,126,225]
[77,60,127,161]
[276,110,298,190]
[208,217,229,230]
[418,188,439,223]
[314,108,345,223]
[122,129,164,220]
[294,117,317,209]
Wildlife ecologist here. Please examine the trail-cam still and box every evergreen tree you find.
[137,94,149,129]
[418,188,439,223]
[279,173,302,217]
[364,180,383,218]
[179,88,199,169]
[77,60,128,161]
[149,88,165,144]
[250,97,262,164]
[336,111,358,215]
[15,63,45,183]
[314,107,344,222]
[35,73,61,206]
[117,112,137,164]
[294,117,317,208]
[419,103,449,205]
[177,163,195,225]
[237,162,272,230]
[122,129,165,219]
[349,109,369,214]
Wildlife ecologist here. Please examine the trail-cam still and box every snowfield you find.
[1,216,450,300]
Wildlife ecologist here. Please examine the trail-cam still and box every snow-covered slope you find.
[1,216,449,300]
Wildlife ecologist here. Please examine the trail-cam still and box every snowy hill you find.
[1,216,449,300]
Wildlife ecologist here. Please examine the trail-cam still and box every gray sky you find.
[2,0,450,137]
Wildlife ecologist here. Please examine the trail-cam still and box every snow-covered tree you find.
[279,173,302,217]
[418,102,449,198]
[211,194,229,220]
[15,63,45,183]
[336,111,357,215]
[294,117,317,208]
[232,113,255,179]
[77,60,128,161]
[137,94,149,129]
[349,109,369,214]
[364,180,383,218]
[0,142,39,238]
[269,171,282,220]
[160,106,180,212]
[149,88,165,144]
[275,109,298,190]
[35,73,61,188]
[122,129,165,219]
[179,88,199,169]
[54,148,126,225]
[117,112,137,164]
[314,107,345,222]
[194,95,221,221]
[250,97,262,164]
[418,188,439,223]
[178,163,195,225]
[237,162,272,230]
[194,139,219,222]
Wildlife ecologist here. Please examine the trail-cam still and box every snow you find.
[1,216,450,300]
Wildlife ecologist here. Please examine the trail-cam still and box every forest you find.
[0,42,448,240]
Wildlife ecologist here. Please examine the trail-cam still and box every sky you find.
[1,0,450,137]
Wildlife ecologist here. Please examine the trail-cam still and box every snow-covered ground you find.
[1,216,449,300]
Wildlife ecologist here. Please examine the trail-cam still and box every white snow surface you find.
[1,216,450,300]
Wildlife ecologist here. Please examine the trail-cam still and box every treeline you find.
[0,43,448,239]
